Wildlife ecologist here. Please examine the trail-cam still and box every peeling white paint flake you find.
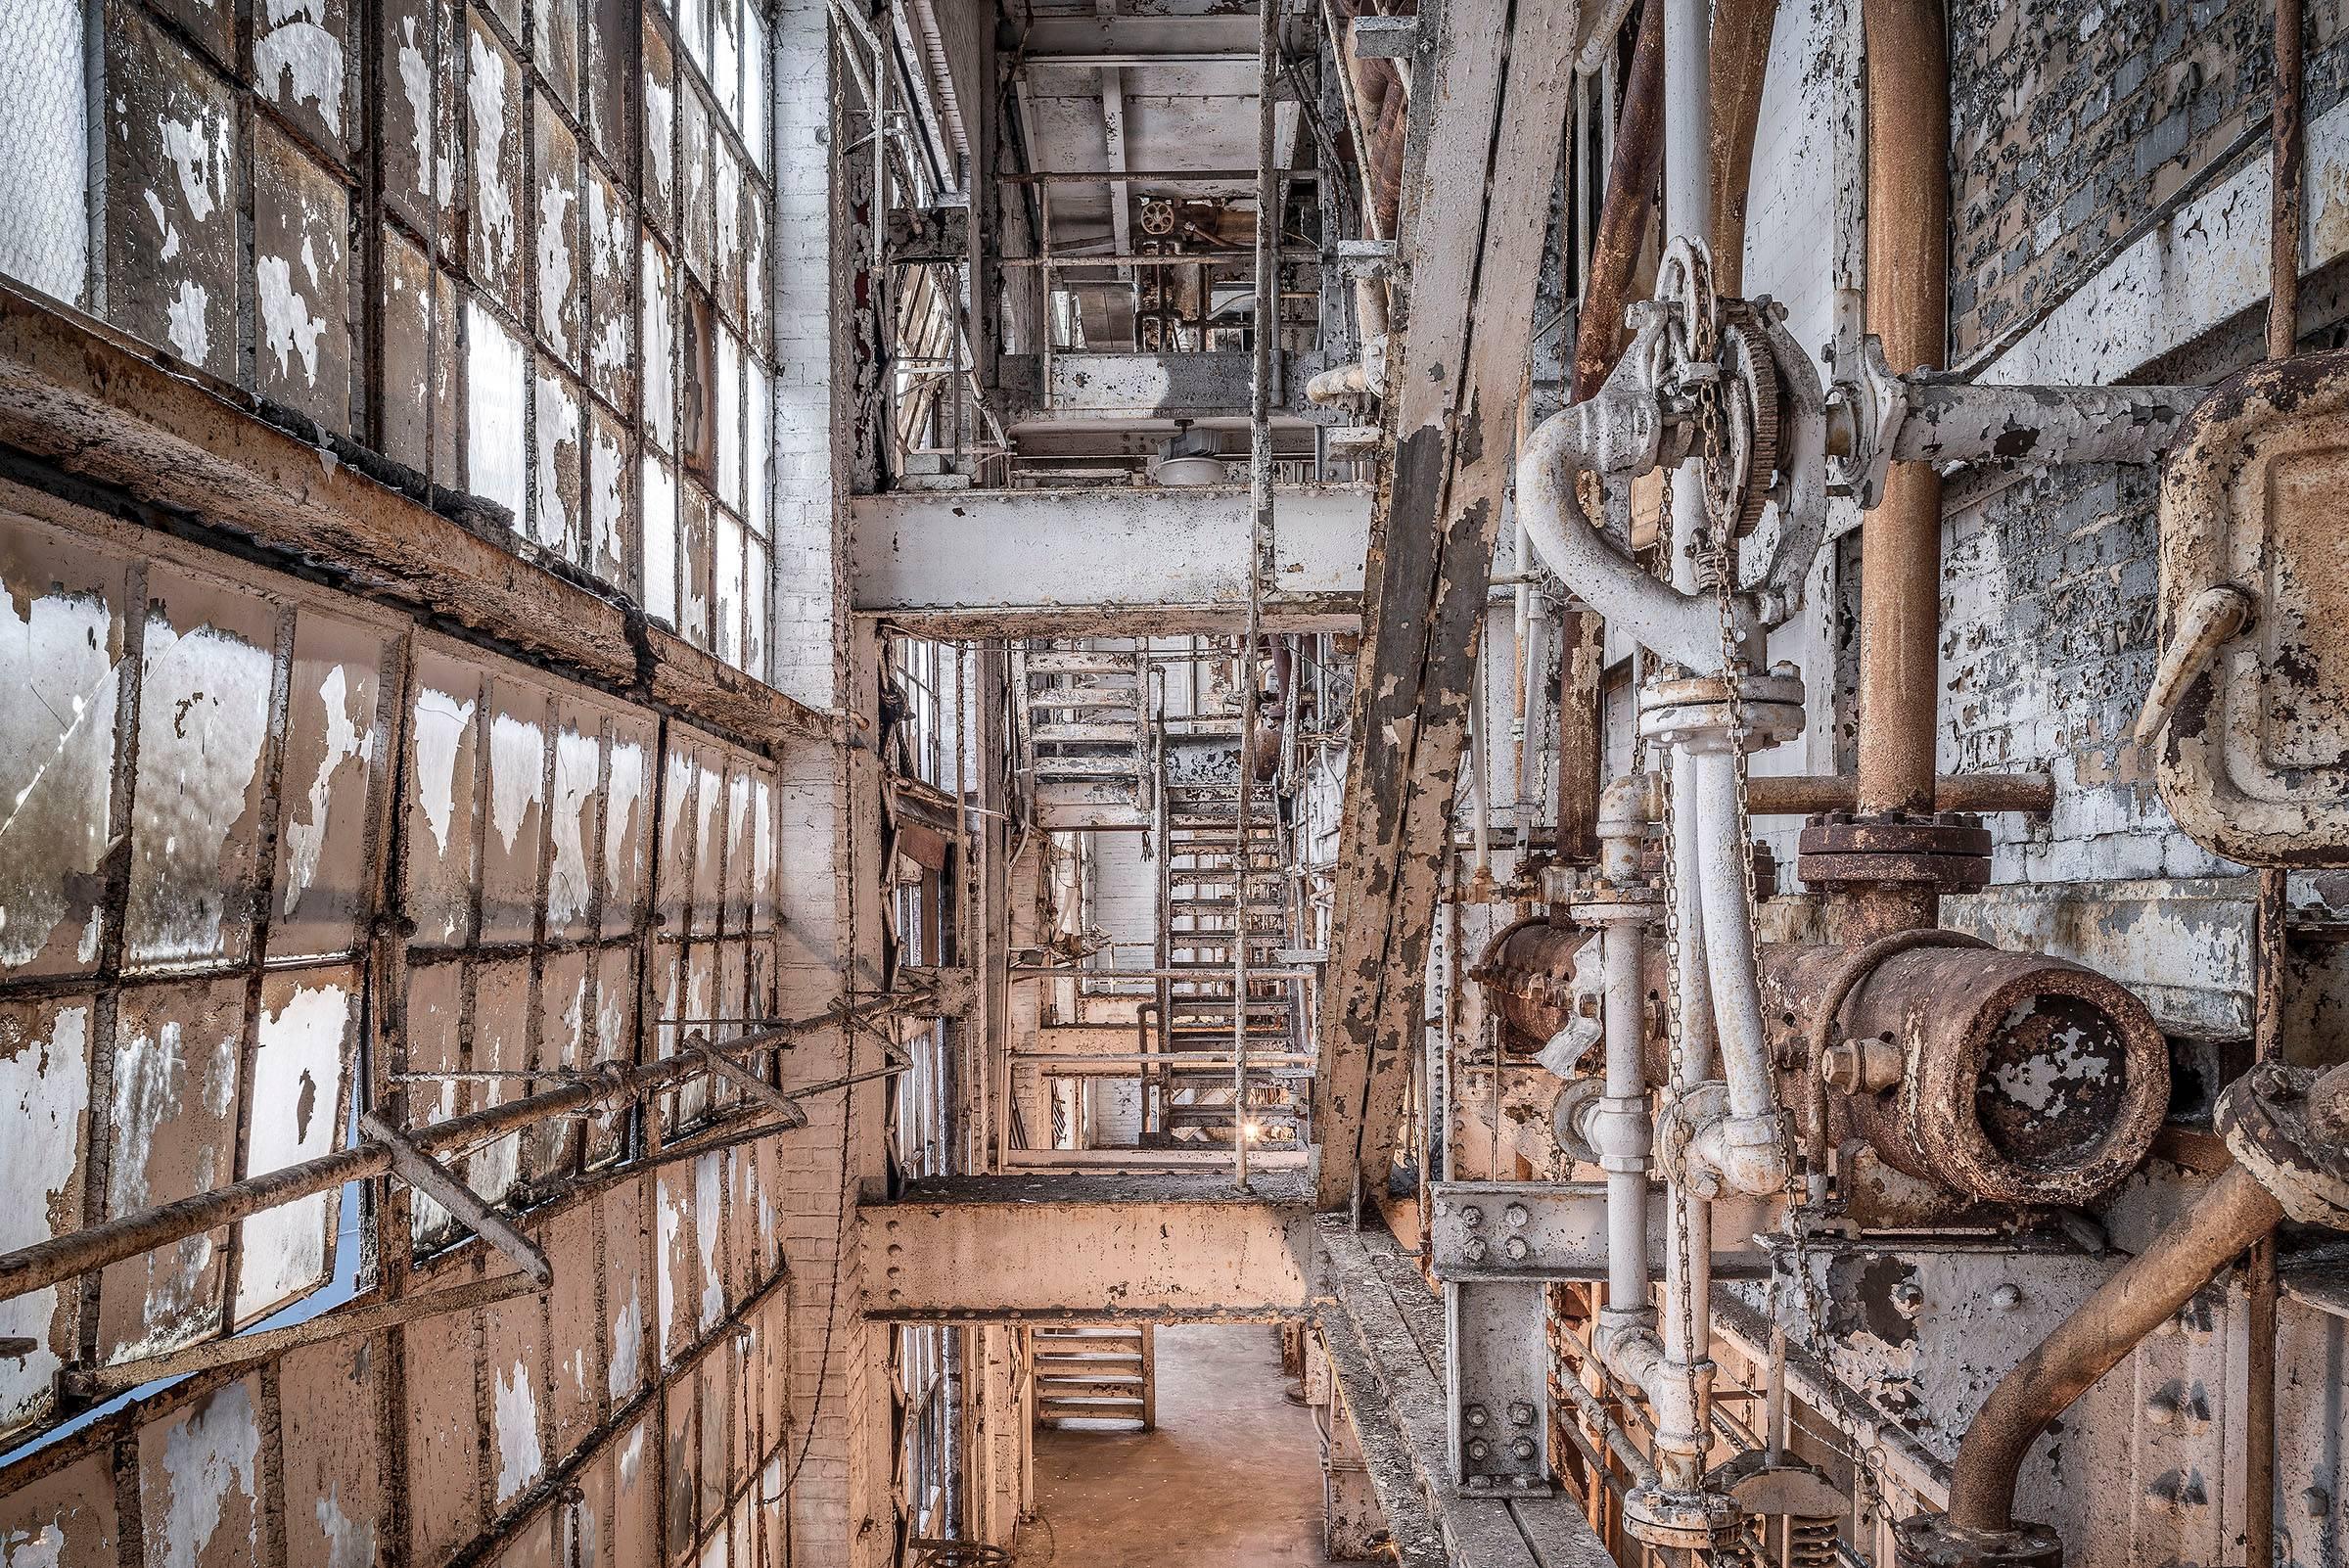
[468,30,516,273]
[0,577,119,973]
[644,74,675,205]
[235,980,349,1316]
[1,1523,66,1568]
[127,614,273,965]
[492,1358,544,1504]
[465,300,527,518]
[144,190,181,261]
[160,115,228,225]
[157,1381,261,1568]
[608,1281,644,1401]
[412,685,478,858]
[655,1174,683,1349]
[165,279,212,365]
[284,665,370,918]
[487,709,544,854]
[589,419,626,573]
[0,1003,88,1432]
[394,18,454,206]
[536,175,576,354]
[548,723,598,927]
[695,1150,724,1328]
[254,2,345,136]
[257,253,329,387]
[314,1482,377,1568]
[534,372,580,552]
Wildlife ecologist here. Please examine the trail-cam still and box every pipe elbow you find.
[1514,410,1723,671]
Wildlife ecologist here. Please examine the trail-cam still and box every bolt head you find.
[2144,1392,2177,1425]
[1467,1438,1491,1461]
[1503,1202,1530,1228]
[1992,1283,2023,1312]
[1890,1281,1924,1317]
[1507,1401,1536,1427]
[1463,1236,1490,1264]
[1465,1404,1490,1428]
[1510,1438,1537,1461]
[1503,1235,1530,1262]
[1460,1205,1485,1227]
[1466,1473,1493,1492]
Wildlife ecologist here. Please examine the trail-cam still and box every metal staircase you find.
[1018,645,1154,829]
[1147,778,1309,1147]
[1033,1323,1155,1429]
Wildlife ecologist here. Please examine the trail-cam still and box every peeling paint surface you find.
[0,1000,89,1438]
[123,576,274,970]
[233,974,350,1320]
[143,1379,261,1568]
[0,530,122,976]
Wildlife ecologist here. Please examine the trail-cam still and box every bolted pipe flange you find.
[2217,1061,2349,1229]
[1637,669,1806,754]
[1551,1076,1608,1165]
[1567,882,1662,927]
[1622,1484,1745,1551]
[1892,1514,2063,1568]
[1797,810,1993,893]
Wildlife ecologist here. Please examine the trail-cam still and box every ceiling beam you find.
[1309,0,1577,1211]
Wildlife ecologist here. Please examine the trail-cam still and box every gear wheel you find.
[1706,299,1781,539]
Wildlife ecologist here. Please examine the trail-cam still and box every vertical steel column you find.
[1848,0,1951,941]
[1234,0,1280,1194]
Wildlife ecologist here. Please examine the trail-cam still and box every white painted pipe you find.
[1512,407,1724,671]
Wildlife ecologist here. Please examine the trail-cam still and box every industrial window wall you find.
[0,0,776,679]
[0,483,802,1560]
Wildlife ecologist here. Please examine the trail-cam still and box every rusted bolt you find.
[1463,1236,1490,1264]
[1819,1036,1904,1094]
[1503,1202,1530,1228]
[1465,1404,1490,1429]
[1889,1281,1924,1318]
[1510,1438,1537,1461]
[1460,1205,1486,1227]
[1467,1438,1492,1462]
[1507,1401,1536,1427]
[1503,1235,1530,1262]
[1991,1283,2023,1312]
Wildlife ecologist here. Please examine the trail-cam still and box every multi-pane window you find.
[0,0,775,680]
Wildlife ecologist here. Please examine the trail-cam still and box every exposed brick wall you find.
[1949,0,2349,361]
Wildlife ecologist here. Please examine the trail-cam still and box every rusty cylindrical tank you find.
[1470,918,1595,1059]
[1759,945,2170,1207]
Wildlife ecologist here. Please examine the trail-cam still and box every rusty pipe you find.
[0,990,930,1308]
[1571,0,1665,400]
[1850,0,1950,937]
[1755,943,2169,1207]
[1940,1163,2282,1536]
[1707,0,1780,297]
[1744,771,2051,817]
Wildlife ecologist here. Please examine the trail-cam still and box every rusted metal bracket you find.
[57,1270,539,1401]
[360,1111,554,1287]
[687,1037,812,1130]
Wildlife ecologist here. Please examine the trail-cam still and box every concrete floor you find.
[1020,1322,1344,1566]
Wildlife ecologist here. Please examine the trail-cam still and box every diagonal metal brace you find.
[687,1036,811,1130]
[361,1111,553,1287]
